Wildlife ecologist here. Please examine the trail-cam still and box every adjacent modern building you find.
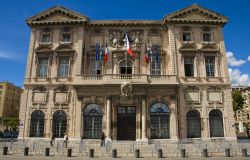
[19,4,236,141]
[235,87,250,133]
[0,82,22,118]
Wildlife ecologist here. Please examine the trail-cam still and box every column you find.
[170,98,178,140]
[106,97,111,139]
[141,98,148,141]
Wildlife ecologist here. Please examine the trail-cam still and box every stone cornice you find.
[88,20,162,27]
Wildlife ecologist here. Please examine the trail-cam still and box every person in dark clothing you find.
[50,132,55,146]
[100,131,106,147]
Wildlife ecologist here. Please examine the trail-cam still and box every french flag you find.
[104,43,108,63]
[125,33,135,57]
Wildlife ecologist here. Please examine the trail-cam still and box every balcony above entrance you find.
[75,74,178,85]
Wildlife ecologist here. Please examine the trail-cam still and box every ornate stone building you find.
[19,4,236,141]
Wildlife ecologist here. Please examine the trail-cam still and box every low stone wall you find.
[0,139,249,158]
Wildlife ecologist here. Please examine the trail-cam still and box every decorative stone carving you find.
[207,86,223,103]
[120,82,133,104]
[53,85,70,105]
[32,86,47,105]
[184,86,201,103]
[109,30,143,48]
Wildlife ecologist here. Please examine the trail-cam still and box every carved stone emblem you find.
[109,30,143,48]
[120,82,133,104]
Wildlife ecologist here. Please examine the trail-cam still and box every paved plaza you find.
[0,154,250,160]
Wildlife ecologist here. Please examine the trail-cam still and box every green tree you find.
[243,122,250,138]
[232,91,245,116]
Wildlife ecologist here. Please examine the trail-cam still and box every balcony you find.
[75,74,178,85]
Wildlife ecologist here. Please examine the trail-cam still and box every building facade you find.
[235,87,250,133]
[0,82,22,118]
[19,4,236,140]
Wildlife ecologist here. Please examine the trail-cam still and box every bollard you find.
[158,149,163,158]
[89,149,94,158]
[112,149,117,158]
[202,149,208,157]
[181,149,186,158]
[3,147,8,155]
[135,149,140,158]
[45,148,50,156]
[225,148,230,157]
[24,147,29,156]
[67,148,72,157]
[242,149,247,157]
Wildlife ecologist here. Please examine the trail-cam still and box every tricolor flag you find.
[95,43,99,61]
[99,43,103,64]
[149,44,153,63]
[155,44,159,63]
[125,33,135,57]
[104,43,109,63]
[144,44,149,64]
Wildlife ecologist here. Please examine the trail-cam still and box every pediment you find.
[26,6,89,27]
[163,4,227,25]
[179,42,197,51]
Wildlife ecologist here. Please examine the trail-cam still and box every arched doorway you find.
[83,104,103,139]
[29,110,45,137]
[209,109,224,137]
[186,110,201,138]
[150,103,170,139]
[52,110,67,138]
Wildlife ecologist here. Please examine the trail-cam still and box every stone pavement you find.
[0,153,250,160]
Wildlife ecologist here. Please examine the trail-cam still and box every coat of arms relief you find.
[120,82,133,104]
[109,30,143,48]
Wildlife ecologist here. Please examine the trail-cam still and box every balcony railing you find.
[75,74,178,85]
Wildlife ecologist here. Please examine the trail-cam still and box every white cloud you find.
[0,50,17,60]
[227,51,246,67]
[228,68,250,86]
[248,56,250,61]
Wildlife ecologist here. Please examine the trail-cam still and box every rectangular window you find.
[58,56,70,78]
[203,33,212,42]
[184,56,194,77]
[205,56,215,77]
[150,60,161,75]
[0,85,2,89]
[38,57,49,77]
[41,34,51,43]
[61,33,71,43]
[183,32,192,41]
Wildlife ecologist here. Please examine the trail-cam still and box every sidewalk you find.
[0,153,250,160]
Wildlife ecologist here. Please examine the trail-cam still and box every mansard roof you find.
[26,6,89,27]
[163,4,228,25]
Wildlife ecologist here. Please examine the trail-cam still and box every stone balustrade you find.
[75,74,178,85]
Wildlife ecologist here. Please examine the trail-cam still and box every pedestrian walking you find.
[63,133,68,148]
[100,131,106,147]
[50,132,55,146]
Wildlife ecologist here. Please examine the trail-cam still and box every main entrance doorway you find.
[117,106,136,140]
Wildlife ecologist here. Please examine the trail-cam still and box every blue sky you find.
[0,0,249,87]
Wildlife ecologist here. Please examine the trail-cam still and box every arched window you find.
[83,104,103,139]
[150,103,170,139]
[119,60,133,75]
[186,110,201,138]
[29,110,45,137]
[52,110,67,138]
[209,109,224,137]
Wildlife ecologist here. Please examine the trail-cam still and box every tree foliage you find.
[232,91,245,112]
[0,117,19,131]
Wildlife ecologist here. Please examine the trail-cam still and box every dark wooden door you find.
[117,106,136,140]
